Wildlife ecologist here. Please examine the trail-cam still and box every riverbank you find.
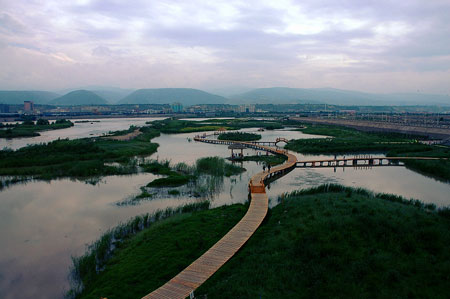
[0,119,74,138]
[71,185,450,298]
[0,126,159,181]
[289,116,450,139]
[286,124,450,182]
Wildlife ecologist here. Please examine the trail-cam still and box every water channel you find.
[0,120,449,298]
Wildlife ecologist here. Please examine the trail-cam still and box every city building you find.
[171,102,183,113]
[0,104,9,113]
[24,101,34,112]
[238,104,255,113]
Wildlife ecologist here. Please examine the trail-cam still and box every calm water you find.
[0,117,166,150]
[0,126,449,298]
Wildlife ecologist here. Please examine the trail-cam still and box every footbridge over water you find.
[296,156,447,168]
[143,136,445,299]
[143,136,297,299]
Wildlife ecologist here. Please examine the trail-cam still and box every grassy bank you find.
[286,124,424,154]
[198,185,450,298]
[0,126,159,179]
[195,156,245,176]
[218,131,261,141]
[124,157,245,204]
[0,119,74,138]
[71,185,450,298]
[286,124,450,181]
[148,118,284,134]
[69,202,246,298]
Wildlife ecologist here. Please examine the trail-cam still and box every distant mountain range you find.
[50,90,108,105]
[0,91,60,105]
[118,88,226,105]
[229,87,450,106]
[0,87,449,106]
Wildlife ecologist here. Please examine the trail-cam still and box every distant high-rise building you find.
[238,104,255,113]
[0,104,9,113]
[171,102,183,113]
[24,101,34,112]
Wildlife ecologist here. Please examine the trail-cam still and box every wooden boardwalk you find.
[143,137,297,299]
[296,156,447,168]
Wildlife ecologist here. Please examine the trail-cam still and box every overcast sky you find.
[0,0,449,94]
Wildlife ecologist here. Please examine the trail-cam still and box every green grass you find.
[195,156,245,177]
[0,126,160,179]
[168,189,180,195]
[286,124,450,181]
[72,185,450,298]
[218,131,261,141]
[286,124,423,154]
[197,186,450,298]
[146,175,192,187]
[148,118,284,134]
[0,119,74,138]
[70,202,246,298]
[130,157,244,201]
[149,119,228,134]
[387,146,450,182]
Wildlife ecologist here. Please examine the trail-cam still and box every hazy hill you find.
[205,86,253,97]
[0,91,60,104]
[57,86,134,104]
[50,90,108,106]
[118,88,226,105]
[230,87,450,106]
[92,89,134,104]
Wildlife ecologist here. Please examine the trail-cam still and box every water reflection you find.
[0,117,166,150]
[0,126,449,298]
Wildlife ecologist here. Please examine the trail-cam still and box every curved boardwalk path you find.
[143,137,297,299]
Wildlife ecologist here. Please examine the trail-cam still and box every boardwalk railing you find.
[296,156,447,168]
[143,137,297,299]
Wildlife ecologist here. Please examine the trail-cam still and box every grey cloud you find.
[0,13,29,35]
[0,0,449,93]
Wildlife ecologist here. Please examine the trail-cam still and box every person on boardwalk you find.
[268,164,272,173]
[263,165,266,172]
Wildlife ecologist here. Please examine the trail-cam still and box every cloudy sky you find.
[0,0,449,94]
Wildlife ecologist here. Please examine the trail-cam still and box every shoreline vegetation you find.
[68,201,213,298]
[217,131,261,141]
[0,117,289,189]
[147,118,284,134]
[120,157,245,205]
[286,124,450,182]
[0,119,74,138]
[70,185,450,298]
[0,126,160,185]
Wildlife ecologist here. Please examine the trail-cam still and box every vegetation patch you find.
[0,119,74,138]
[124,157,245,204]
[197,185,450,298]
[218,131,261,141]
[146,174,192,187]
[71,185,450,298]
[168,189,180,195]
[0,126,160,180]
[68,201,244,298]
[286,124,450,181]
[195,156,245,177]
[148,118,284,134]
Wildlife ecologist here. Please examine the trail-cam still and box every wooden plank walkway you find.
[143,138,297,299]
[296,156,448,168]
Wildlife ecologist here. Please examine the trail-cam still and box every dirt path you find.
[103,129,142,141]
